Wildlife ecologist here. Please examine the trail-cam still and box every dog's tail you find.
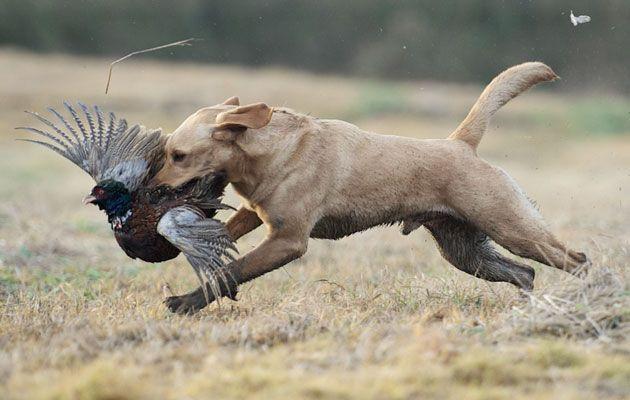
[448,62,558,150]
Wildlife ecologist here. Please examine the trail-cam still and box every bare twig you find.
[105,38,197,94]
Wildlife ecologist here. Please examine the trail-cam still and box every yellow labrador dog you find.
[152,62,588,314]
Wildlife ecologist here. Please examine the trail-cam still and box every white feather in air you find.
[570,10,591,26]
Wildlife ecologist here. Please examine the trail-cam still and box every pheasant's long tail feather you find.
[79,102,97,147]
[15,138,73,161]
[94,105,106,147]
[24,111,76,147]
[17,102,164,191]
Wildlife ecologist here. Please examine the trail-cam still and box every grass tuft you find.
[507,267,629,341]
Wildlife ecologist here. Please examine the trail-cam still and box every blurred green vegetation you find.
[568,100,630,135]
[349,84,410,119]
[0,0,628,91]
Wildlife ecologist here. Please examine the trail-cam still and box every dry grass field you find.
[0,49,629,399]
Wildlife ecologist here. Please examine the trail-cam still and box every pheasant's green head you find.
[83,179,132,224]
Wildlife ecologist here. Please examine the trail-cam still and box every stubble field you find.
[0,49,628,399]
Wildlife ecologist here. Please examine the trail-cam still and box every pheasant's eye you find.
[93,187,106,198]
[172,151,187,163]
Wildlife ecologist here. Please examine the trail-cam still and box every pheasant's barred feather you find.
[15,125,72,153]
[105,111,116,148]
[158,206,238,301]
[64,101,90,149]
[17,102,164,192]
[16,138,73,160]
[25,110,76,147]
[94,105,105,147]
[78,102,97,143]
[47,107,85,158]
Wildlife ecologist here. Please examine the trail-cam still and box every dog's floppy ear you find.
[216,103,272,129]
[213,103,273,141]
[221,96,240,106]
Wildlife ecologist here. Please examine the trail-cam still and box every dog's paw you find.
[161,283,197,314]
[163,294,206,315]
[566,252,590,279]
[517,277,535,292]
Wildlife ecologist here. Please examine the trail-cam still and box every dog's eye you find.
[172,151,187,163]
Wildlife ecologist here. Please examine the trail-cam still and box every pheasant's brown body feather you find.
[114,189,182,262]
[113,175,227,262]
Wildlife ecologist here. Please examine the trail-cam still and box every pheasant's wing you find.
[16,103,164,192]
[157,206,237,301]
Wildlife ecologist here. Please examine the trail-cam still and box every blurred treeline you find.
[1,0,628,91]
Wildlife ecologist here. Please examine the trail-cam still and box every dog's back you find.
[304,62,559,236]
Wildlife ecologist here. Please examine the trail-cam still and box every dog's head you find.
[152,97,273,187]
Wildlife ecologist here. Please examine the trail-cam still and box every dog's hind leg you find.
[487,220,588,277]
[449,164,589,276]
[424,216,535,290]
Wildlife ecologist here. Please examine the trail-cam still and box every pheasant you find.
[17,103,236,310]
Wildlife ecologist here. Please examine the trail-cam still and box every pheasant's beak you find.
[82,194,96,205]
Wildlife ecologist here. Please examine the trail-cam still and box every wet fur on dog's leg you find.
[425,216,535,290]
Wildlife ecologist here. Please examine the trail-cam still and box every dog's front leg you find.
[228,233,308,284]
[225,206,262,241]
[164,231,308,314]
